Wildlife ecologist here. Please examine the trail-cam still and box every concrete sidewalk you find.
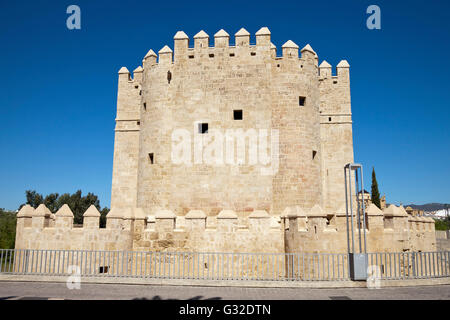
[0,281,449,300]
[1,274,450,288]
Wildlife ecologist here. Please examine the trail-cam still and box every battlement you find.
[112,27,345,77]
[15,203,436,254]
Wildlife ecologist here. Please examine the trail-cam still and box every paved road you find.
[0,282,449,300]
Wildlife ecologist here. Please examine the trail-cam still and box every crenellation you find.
[235,28,250,46]
[319,60,332,78]
[255,27,271,46]
[193,30,209,49]
[281,40,299,59]
[55,204,74,229]
[15,203,435,253]
[133,66,143,82]
[158,45,173,65]
[336,60,350,82]
[143,49,157,67]
[214,29,230,48]
[15,27,437,257]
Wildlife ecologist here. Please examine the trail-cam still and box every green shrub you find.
[0,209,17,249]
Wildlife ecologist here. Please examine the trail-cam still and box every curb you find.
[1,275,449,289]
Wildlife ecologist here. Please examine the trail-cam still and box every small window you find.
[143,103,147,110]
[299,96,306,106]
[99,266,109,274]
[167,71,172,84]
[333,80,338,84]
[312,150,317,160]
[209,54,214,58]
[229,53,235,57]
[251,52,256,56]
[139,90,142,96]
[137,121,140,126]
[198,123,208,134]
[233,110,243,120]
[135,85,139,89]
[188,55,194,59]
[149,153,154,164]
[329,117,332,122]
[277,64,280,67]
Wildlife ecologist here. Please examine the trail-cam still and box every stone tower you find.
[111,27,354,217]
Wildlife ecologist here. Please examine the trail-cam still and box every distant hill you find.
[405,203,448,212]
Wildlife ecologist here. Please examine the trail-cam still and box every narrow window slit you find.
[149,153,154,164]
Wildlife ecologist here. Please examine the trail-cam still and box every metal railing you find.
[0,249,449,281]
[436,230,449,240]
[367,252,450,280]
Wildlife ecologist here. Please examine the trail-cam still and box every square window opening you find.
[188,55,194,59]
[329,117,332,122]
[209,54,214,58]
[99,266,109,274]
[299,96,306,106]
[233,110,243,120]
[230,53,235,57]
[198,123,208,134]
[251,52,256,56]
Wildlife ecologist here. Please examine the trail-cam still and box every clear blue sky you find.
[0,0,449,210]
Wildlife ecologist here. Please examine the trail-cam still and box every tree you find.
[24,190,43,209]
[371,167,381,209]
[0,209,17,249]
[20,190,109,227]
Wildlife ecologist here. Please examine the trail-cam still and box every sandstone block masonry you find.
[15,203,436,253]
[111,27,353,216]
[15,27,436,254]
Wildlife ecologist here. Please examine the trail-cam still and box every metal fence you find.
[0,249,449,281]
[367,252,450,280]
[436,230,449,240]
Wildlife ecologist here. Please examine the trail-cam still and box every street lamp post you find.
[446,204,450,239]
[344,163,368,281]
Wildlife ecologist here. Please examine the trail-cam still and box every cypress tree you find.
[371,167,381,209]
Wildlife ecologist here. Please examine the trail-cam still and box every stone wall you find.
[112,27,353,218]
[15,203,436,254]
[284,204,436,254]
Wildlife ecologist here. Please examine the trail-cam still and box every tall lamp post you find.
[344,163,368,281]
[446,204,450,238]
